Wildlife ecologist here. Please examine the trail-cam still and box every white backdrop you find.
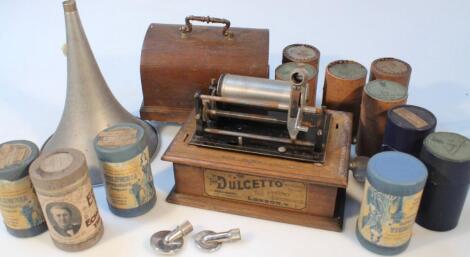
[0,0,469,256]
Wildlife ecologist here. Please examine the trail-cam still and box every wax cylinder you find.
[369,57,412,88]
[282,44,320,93]
[0,140,47,237]
[382,105,437,157]
[356,151,427,255]
[30,148,104,251]
[322,60,367,138]
[94,123,157,217]
[282,43,320,69]
[356,80,407,157]
[417,132,470,231]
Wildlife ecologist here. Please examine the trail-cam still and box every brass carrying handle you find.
[179,15,233,37]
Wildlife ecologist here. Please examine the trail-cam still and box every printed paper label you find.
[0,176,45,230]
[393,108,428,128]
[97,128,137,147]
[0,144,31,169]
[102,147,155,210]
[38,175,102,244]
[358,181,422,247]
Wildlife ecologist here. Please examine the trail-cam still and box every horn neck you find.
[42,0,159,185]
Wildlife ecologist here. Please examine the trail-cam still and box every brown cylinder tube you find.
[282,44,320,69]
[275,62,318,106]
[282,44,320,93]
[322,60,367,138]
[369,57,412,88]
[356,80,408,157]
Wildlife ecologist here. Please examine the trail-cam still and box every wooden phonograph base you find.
[162,110,352,231]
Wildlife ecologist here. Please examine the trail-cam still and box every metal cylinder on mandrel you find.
[382,105,437,157]
[356,80,408,157]
[282,44,320,95]
[29,148,104,252]
[369,57,412,88]
[275,62,318,106]
[322,60,367,139]
[417,132,470,231]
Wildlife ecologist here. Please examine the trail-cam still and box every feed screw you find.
[194,228,242,252]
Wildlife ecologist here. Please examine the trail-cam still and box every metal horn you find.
[42,0,159,185]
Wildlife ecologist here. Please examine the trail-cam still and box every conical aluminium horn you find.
[42,0,159,185]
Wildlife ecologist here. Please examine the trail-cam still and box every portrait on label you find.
[46,202,82,237]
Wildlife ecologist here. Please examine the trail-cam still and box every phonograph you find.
[162,69,352,231]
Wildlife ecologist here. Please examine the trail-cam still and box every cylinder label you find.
[0,144,31,169]
[358,181,422,247]
[0,176,45,230]
[393,108,428,129]
[96,128,137,147]
[37,175,102,244]
[204,169,307,210]
[101,147,155,210]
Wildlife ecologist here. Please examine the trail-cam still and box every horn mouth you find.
[63,0,77,12]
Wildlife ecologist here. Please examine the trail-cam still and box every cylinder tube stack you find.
[356,80,407,157]
[282,44,320,96]
[369,57,411,88]
[417,132,470,231]
[382,105,436,157]
[322,60,367,138]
